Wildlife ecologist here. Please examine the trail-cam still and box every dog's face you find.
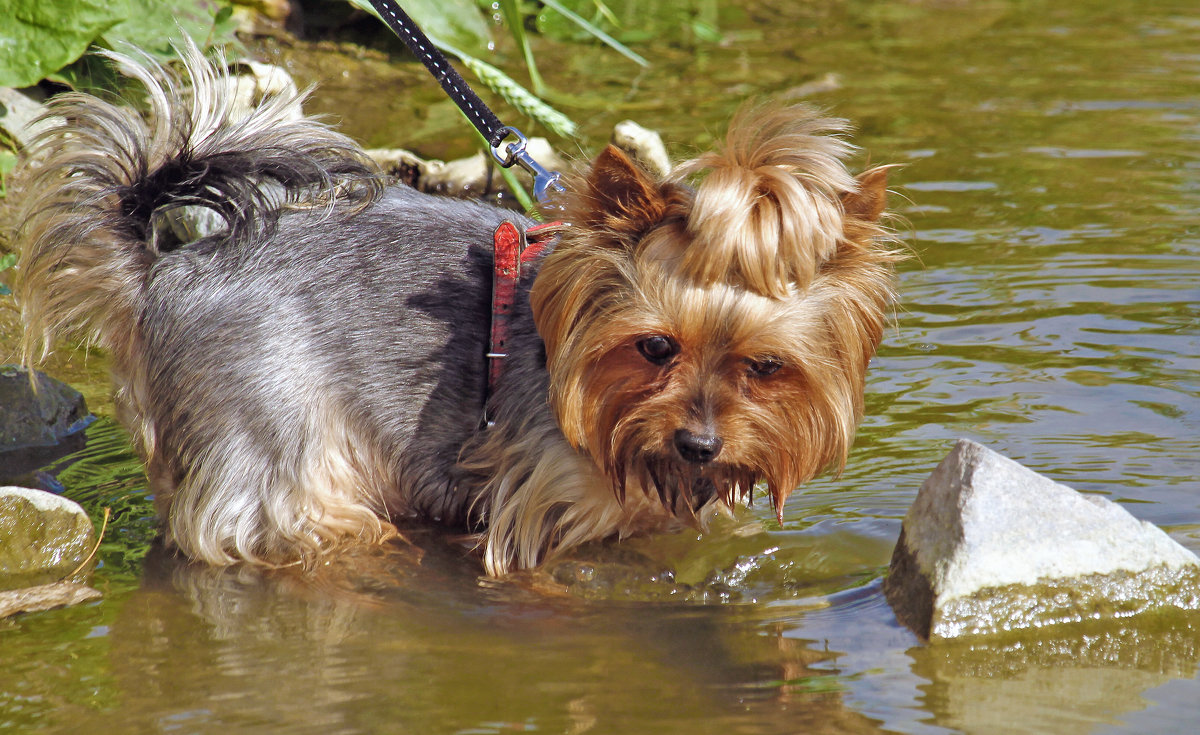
[531,105,897,525]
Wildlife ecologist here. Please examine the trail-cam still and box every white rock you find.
[367,139,566,198]
[0,87,55,148]
[612,120,671,178]
[1,486,97,591]
[884,439,1200,638]
[2,486,85,516]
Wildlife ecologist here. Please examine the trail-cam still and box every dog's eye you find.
[636,335,679,365]
[746,357,782,377]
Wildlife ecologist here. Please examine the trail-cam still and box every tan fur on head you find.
[666,104,860,298]
[532,102,901,530]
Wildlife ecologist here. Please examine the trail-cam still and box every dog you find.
[9,47,899,576]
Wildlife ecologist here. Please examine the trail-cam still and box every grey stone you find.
[0,365,91,450]
[884,439,1200,639]
[0,87,55,148]
[0,486,97,591]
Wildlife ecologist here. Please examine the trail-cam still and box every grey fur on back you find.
[9,43,551,566]
[141,187,534,522]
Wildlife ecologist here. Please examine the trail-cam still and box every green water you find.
[2,0,1199,732]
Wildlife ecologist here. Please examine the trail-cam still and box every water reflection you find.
[911,616,1200,734]
[96,545,890,734]
[779,582,1200,734]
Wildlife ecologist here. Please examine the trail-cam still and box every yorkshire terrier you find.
[9,48,899,576]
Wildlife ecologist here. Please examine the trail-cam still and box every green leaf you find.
[100,0,237,60]
[347,0,492,56]
[0,0,238,89]
[0,149,14,201]
[46,53,124,94]
[0,151,15,178]
[0,250,16,295]
[691,19,723,43]
[0,0,126,88]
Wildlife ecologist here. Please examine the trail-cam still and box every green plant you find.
[537,0,722,46]
[496,0,647,97]
[0,252,16,297]
[0,0,239,91]
[346,0,672,208]
[0,147,15,195]
[0,142,14,296]
[537,0,649,65]
[347,0,580,140]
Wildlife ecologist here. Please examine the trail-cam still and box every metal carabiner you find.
[490,126,564,204]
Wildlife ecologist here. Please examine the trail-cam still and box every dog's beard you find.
[609,451,759,521]
[642,456,759,519]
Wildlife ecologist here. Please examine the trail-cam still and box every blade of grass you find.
[539,0,648,67]
[441,41,578,139]
[347,1,577,138]
[498,0,546,96]
[65,507,111,580]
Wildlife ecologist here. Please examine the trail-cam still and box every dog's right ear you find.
[841,166,891,223]
[576,145,668,236]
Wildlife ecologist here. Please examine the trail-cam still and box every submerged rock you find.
[884,439,1200,639]
[0,581,102,619]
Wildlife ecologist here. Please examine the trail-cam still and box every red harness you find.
[486,220,561,411]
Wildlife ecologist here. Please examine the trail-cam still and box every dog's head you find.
[530,104,899,524]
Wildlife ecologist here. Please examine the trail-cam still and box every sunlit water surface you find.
[2,1,1198,732]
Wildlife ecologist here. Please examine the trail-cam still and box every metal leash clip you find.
[490,126,565,203]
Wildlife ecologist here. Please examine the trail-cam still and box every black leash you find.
[364,0,564,202]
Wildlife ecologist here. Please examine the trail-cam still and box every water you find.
[2,0,1199,732]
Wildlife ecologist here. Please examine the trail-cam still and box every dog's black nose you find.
[674,429,723,464]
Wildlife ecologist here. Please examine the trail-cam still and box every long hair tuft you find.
[669,104,859,298]
[9,40,382,368]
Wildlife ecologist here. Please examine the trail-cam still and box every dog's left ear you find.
[841,166,890,222]
[579,145,668,234]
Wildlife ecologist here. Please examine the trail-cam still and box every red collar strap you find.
[486,220,562,423]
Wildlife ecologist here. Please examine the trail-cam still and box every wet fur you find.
[10,47,899,576]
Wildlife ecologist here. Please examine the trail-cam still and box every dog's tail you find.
[10,41,381,371]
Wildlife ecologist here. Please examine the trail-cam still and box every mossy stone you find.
[0,486,96,590]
